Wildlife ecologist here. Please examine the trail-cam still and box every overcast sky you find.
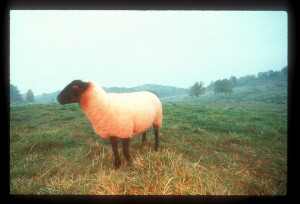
[10,10,287,95]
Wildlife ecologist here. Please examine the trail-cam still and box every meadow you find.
[10,99,287,195]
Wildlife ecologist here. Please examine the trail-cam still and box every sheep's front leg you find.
[110,137,121,169]
[122,138,132,164]
[142,132,146,143]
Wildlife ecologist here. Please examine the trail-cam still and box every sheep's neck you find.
[79,83,109,121]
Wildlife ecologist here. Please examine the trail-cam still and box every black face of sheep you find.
[57,80,89,105]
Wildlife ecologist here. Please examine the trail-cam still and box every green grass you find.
[10,103,287,195]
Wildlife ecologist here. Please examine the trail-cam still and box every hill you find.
[131,84,189,97]
[16,66,287,105]
[162,66,287,106]
[103,84,189,98]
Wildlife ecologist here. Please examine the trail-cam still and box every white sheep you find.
[57,80,163,169]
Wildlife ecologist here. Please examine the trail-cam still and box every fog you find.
[10,10,287,95]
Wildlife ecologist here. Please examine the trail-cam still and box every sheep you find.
[57,80,163,169]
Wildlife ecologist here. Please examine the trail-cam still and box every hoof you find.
[114,161,121,169]
[127,159,132,164]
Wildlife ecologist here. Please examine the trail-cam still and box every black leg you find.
[142,132,146,143]
[110,137,121,169]
[154,130,159,151]
[122,138,132,163]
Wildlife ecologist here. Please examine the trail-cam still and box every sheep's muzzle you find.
[57,94,66,105]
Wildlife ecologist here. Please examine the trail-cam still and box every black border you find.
[3,0,296,202]
[6,0,294,10]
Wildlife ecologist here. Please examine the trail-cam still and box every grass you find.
[10,102,287,195]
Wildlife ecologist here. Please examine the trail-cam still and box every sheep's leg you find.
[142,132,146,143]
[122,138,132,164]
[110,137,121,169]
[154,129,159,151]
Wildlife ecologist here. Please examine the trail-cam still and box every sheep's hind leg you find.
[142,132,146,143]
[110,137,121,169]
[154,130,159,151]
[122,138,132,164]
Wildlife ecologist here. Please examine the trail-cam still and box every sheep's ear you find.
[72,85,78,89]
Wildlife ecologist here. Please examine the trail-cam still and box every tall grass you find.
[10,103,287,195]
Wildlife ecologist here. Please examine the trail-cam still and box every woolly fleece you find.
[79,81,163,139]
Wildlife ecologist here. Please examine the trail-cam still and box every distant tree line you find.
[194,76,237,96]
[213,77,236,95]
[10,83,190,105]
[10,84,35,105]
[104,84,189,98]
[26,89,34,103]
[206,66,287,95]
[10,84,23,104]
[10,66,287,104]
[235,66,287,87]
[35,91,60,104]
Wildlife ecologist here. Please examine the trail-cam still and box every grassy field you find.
[10,101,287,195]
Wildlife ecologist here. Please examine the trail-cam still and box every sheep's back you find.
[108,91,162,135]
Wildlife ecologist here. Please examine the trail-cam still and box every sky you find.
[10,10,287,95]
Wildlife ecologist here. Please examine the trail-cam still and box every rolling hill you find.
[161,66,287,105]
[19,66,287,105]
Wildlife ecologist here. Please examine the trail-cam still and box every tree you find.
[10,84,23,104]
[214,79,233,95]
[266,70,274,77]
[26,89,34,103]
[258,72,267,79]
[206,81,214,90]
[281,66,287,76]
[229,76,237,87]
[214,80,223,95]
[189,82,205,99]
[237,75,256,86]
